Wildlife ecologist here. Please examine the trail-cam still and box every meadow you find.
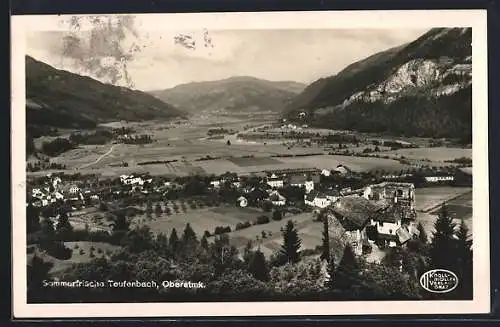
[29,117,473,179]
[414,187,472,212]
[414,187,473,241]
[29,241,121,275]
[381,147,472,162]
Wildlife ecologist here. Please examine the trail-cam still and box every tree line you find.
[27,200,472,302]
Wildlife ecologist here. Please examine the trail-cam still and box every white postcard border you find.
[11,9,490,318]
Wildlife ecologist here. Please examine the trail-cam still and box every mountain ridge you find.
[150,76,306,115]
[284,27,472,141]
[25,56,185,135]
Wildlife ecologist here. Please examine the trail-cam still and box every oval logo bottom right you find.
[420,269,459,294]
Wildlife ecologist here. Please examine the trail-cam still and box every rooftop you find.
[328,196,381,230]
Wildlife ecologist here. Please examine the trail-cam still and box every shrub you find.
[45,242,73,260]
[97,248,103,254]
[256,215,270,225]
[272,210,283,221]
[236,221,252,230]
[79,249,85,255]
[214,226,232,235]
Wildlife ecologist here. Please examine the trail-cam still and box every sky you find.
[25,16,429,91]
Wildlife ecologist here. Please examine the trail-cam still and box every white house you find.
[237,196,248,207]
[52,177,62,189]
[334,165,351,175]
[210,180,221,188]
[424,176,454,183]
[304,191,331,209]
[288,174,317,193]
[324,189,340,202]
[267,174,284,188]
[69,185,80,194]
[269,190,286,206]
[321,169,331,177]
[304,180,315,193]
[54,191,65,200]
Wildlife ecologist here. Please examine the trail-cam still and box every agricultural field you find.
[30,116,472,179]
[227,156,282,167]
[415,187,472,212]
[414,187,473,241]
[132,205,268,237]
[381,147,472,162]
[68,207,113,232]
[279,154,410,173]
[220,212,319,258]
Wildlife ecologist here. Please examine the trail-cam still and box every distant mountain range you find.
[149,76,306,115]
[25,56,184,134]
[284,28,472,141]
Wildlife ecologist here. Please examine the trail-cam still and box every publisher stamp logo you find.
[419,269,459,293]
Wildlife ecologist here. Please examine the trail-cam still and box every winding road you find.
[78,144,117,169]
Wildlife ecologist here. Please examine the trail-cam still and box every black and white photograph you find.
[11,10,489,317]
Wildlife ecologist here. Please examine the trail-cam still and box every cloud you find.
[26,27,429,91]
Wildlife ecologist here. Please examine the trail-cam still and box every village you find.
[26,161,472,263]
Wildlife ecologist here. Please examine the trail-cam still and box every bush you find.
[236,221,252,230]
[272,210,283,221]
[97,248,103,254]
[256,215,270,225]
[214,226,232,235]
[79,249,85,255]
[45,242,73,260]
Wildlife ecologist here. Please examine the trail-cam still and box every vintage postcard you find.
[11,10,490,318]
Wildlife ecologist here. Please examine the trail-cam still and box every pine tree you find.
[181,223,198,245]
[429,205,457,269]
[320,214,330,261]
[325,255,336,290]
[243,240,254,264]
[39,217,55,250]
[154,203,163,217]
[248,249,269,281]
[155,232,169,253]
[454,219,473,299]
[169,228,180,252]
[200,234,209,250]
[146,200,153,219]
[279,220,302,264]
[56,210,73,240]
[331,245,361,297]
[417,222,428,244]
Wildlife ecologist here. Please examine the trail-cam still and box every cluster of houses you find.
[29,174,97,208]
[206,165,354,209]
[119,174,153,187]
[326,182,420,256]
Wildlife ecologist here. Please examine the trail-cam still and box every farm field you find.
[30,116,473,179]
[415,187,472,212]
[381,147,471,162]
[279,154,410,172]
[133,205,269,237]
[415,188,473,242]
[221,212,320,257]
